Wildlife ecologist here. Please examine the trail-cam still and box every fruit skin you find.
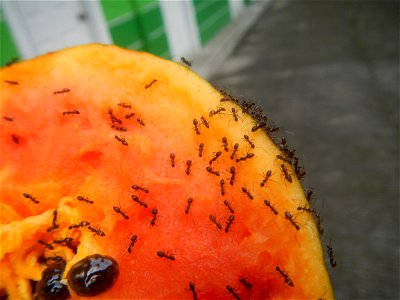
[0,44,333,299]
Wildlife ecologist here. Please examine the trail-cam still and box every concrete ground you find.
[198,0,399,299]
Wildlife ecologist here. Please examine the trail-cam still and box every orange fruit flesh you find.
[0,44,333,299]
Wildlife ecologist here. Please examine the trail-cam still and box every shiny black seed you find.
[0,289,8,300]
[33,263,70,300]
[67,254,119,296]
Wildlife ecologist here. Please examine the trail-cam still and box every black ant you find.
[5,57,19,66]
[47,209,60,232]
[113,206,129,219]
[201,116,209,128]
[230,143,239,160]
[239,278,253,289]
[3,116,13,122]
[225,215,235,233]
[131,195,148,208]
[314,212,324,234]
[229,166,236,186]
[263,199,278,215]
[241,186,254,200]
[206,166,220,176]
[186,160,192,175]
[4,80,18,85]
[209,107,226,117]
[38,240,54,250]
[265,126,279,135]
[220,179,226,196]
[241,100,256,114]
[226,285,241,300]
[231,108,238,122]
[279,143,295,162]
[169,153,176,167]
[293,157,306,180]
[209,151,222,165]
[108,108,122,124]
[197,143,204,157]
[136,118,145,126]
[68,221,90,229]
[88,225,105,236]
[317,290,328,300]
[185,197,193,214]
[284,212,300,230]
[243,135,255,149]
[128,235,138,253]
[53,88,70,95]
[209,215,222,230]
[280,164,292,183]
[223,200,234,214]
[297,206,315,214]
[125,112,135,119]
[181,57,192,67]
[260,170,272,187]
[157,251,175,261]
[276,154,292,164]
[62,110,80,115]
[145,79,157,89]
[305,190,313,202]
[12,134,19,144]
[251,122,266,132]
[276,266,294,287]
[279,138,287,150]
[53,237,73,247]
[193,118,200,135]
[150,208,158,226]
[23,193,39,204]
[77,195,94,204]
[115,135,128,146]
[131,185,149,193]
[222,137,229,152]
[111,124,127,132]
[326,243,337,268]
[236,153,255,163]
[189,281,198,300]
[117,102,131,109]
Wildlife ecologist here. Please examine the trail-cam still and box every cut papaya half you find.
[0,44,333,299]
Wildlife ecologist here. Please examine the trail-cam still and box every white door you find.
[159,1,201,60]
[2,0,111,59]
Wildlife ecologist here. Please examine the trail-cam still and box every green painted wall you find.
[0,6,20,67]
[192,0,231,45]
[100,0,170,58]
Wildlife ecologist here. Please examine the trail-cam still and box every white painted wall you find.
[229,0,245,19]
[159,1,201,60]
[2,0,111,59]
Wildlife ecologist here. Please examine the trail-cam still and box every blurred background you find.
[1,0,399,299]
[0,0,252,65]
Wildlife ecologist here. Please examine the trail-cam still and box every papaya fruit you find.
[0,44,333,299]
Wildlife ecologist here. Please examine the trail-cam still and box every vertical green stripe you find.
[100,0,133,21]
[131,0,157,14]
[109,15,143,49]
[0,6,20,67]
[99,0,170,58]
[192,0,231,45]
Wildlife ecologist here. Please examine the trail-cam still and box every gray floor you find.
[208,1,399,299]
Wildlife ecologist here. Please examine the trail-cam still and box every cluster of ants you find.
[217,88,336,269]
